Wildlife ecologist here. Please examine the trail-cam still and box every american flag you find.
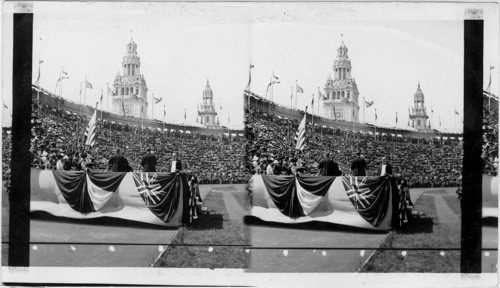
[133,173,164,205]
[294,111,307,151]
[341,177,375,210]
[84,105,98,147]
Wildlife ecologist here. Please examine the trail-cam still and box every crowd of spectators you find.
[245,106,464,188]
[2,101,245,184]
[482,101,499,176]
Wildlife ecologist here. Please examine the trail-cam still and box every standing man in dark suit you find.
[141,147,157,172]
[351,152,367,176]
[318,152,342,176]
[170,152,182,172]
[108,148,133,172]
[377,156,393,176]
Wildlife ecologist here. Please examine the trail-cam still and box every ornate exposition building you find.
[409,82,430,131]
[111,38,148,118]
[322,41,360,122]
[198,79,219,127]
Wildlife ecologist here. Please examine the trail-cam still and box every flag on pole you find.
[85,80,93,89]
[296,83,304,93]
[333,104,337,120]
[266,82,272,95]
[375,109,378,121]
[3,104,8,109]
[396,112,398,124]
[486,66,495,92]
[100,90,103,103]
[184,108,186,120]
[154,97,163,104]
[245,63,254,91]
[365,100,374,108]
[84,104,98,147]
[290,87,294,100]
[107,84,115,96]
[61,68,68,76]
[454,110,459,115]
[311,94,314,106]
[318,88,326,100]
[122,101,126,116]
[294,111,307,151]
[163,106,166,117]
[35,60,43,86]
[272,73,279,81]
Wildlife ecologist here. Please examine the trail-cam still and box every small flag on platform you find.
[84,105,98,147]
[295,110,307,151]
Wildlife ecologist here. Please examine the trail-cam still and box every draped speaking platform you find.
[30,169,194,226]
[249,175,409,231]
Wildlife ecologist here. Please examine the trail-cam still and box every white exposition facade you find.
[322,41,360,122]
[111,38,148,118]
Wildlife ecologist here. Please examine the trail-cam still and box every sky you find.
[2,2,499,131]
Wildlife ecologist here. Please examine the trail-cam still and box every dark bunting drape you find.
[132,172,190,223]
[341,176,392,227]
[87,171,127,192]
[296,176,335,196]
[261,175,304,218]
[52,171,127,214]
[53,171,92,213]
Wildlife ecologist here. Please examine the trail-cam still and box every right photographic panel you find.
[243,2,498,274]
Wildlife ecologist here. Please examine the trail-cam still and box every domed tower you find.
[198,79,218,127]
[111,38,148,118]
[322,40,360,121]
[409,82,430,130]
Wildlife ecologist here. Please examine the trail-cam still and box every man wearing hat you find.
[141,147,157,172]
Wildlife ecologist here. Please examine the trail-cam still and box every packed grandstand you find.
[2,86,246,184]
[1,87,498,188]
[244,92,498,188]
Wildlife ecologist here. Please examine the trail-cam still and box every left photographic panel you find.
[2,2,248,270]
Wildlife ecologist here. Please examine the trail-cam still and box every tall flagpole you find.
[84,75,87,106]
[311,93,314,127]
[106,83,109,111]
[374,108,377,142]
[363,96,365,123]
[152,93,154,121]
[295,80,298,109]
[290,86,293,108]
[36,59,41,106]
[163,104,166,136]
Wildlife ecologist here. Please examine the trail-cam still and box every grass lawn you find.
[442,194,461,217]
[361,193,461,272]
[154,191,249,268]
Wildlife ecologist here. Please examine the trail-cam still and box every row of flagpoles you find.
[244,61,495,129]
